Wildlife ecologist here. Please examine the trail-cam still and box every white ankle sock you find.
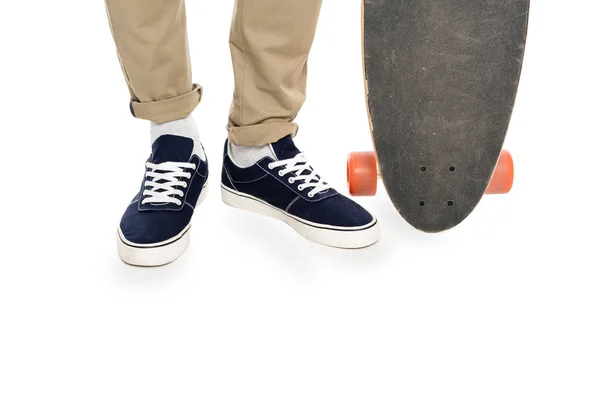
[229,141,276,168]
[151,115,206,161]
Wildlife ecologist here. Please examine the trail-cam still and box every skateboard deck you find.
[361,0,529,232]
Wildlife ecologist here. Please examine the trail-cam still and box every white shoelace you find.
[268,153,331,198]
[142,161,196,206]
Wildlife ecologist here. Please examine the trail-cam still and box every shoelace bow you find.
[142,161,196,206]
[268,153,331,198]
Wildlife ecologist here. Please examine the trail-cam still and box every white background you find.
[1,0,599,399]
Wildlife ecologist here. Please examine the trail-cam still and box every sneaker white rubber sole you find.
[221,185,380,249]
[117,184,208,267]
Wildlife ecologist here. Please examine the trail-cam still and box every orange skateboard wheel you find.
[347,152,378,196]
[486,150,514,195]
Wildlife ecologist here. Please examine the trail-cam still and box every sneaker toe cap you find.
[289,194,376,228]
[119,204,193,245]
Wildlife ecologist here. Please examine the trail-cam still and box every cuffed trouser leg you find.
[228,0,323,146]
[105,0,202,124]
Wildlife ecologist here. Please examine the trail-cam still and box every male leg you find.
[221,0,380,248]
[106,0,208,266]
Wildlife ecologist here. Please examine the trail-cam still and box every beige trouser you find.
[105,0,322,146]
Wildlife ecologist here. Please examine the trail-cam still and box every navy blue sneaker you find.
[221,136,380,248]
[117,135,209,266]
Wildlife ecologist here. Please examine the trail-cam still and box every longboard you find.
[348,0,530,232]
